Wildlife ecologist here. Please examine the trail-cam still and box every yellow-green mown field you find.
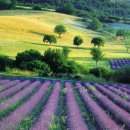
[0,9,129,68]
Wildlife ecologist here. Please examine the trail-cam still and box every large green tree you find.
[73,36,83,47]
[43,34,57,45]
[0,0,17,9]
[90,47,104,66]
[116,29,128,40]
[54,24,67,38]
[88,18,102,31]
[91,37,105,47]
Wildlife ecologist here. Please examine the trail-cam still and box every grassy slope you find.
[0,9,129,68]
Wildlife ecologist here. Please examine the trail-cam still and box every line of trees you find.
[0,0,17,10]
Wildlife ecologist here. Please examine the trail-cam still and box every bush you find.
[16,49,43,66]
[56,3,75,15]
[111,66,130,83]
[0,0,17,10]
[73,74,83,80]
[19,60,51,76]
[33,4,42,10]
[0,55,14,71]
[43,48,67,73]
[64,60,80,74]
[62,47,71,58]
[43,34,57,45]
[89,67,111,80]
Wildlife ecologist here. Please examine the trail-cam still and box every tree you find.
[43,48,67,73]
[33,4,42,10]
[73,36,83,47]
[125,42,130,52]
[90,48,104,66]
[16,49,42,66]
[0,0,17,10]
[91,37,105,47]
[88,18,102,31]
[116,29,128,40]
[54,24,66,38]
[43,34,57,45]
[0,0,11,9]
[62,47,71,58]
[19,60,51,76]
[56,3,75,15]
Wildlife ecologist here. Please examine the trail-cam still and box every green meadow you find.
[0,9,129,68]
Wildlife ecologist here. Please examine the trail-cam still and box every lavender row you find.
[104,85,130,101]
[65,82,88,130]
[75,83,123,130]
[110,59,130,69]
[0,80,41,112]
[101,83,130,95]
[0,80,20,92]
[0,79,10,85]
[109,84,130,95]
[31,82,60,130]
[85,83,130,129]
[105,83,130,90]
[0,81,51,130]
[94,83,130,113]
[0,80,31,100]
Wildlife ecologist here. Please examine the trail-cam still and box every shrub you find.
[111,66,130,83]
[43,34,57,45]
[19,60,51,76]
[16,49,43,66]
[73,36,83,47]
[73,74,83,80]
[88,18,102,31]
[56,3,75,15]
[64,60,80,74]
[89,67,111,80]
[33,4,42,10]
[90,47,104,66]
[43,48,67,73]
[91,37,105,47]
[54,24,67,38]
[0,55,14,71]
[0,0,17,10]
[62,47,71,59]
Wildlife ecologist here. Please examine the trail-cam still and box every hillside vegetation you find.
[0,10,130,68]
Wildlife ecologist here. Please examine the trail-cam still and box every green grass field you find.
[0,9,130,68]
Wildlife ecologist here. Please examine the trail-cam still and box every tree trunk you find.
[59,33,61,38]
[96,61,98,67]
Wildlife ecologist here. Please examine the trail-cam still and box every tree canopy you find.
[54,24,67,38]
[90,47,104,66]
[91,37,105,47]
[73,36,83,47]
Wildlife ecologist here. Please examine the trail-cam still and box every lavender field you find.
[0,78,130,130]
[110,59,130,69]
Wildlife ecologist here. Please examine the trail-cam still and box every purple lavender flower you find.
[0,80,41,112]
[31,82,60,130]
[85,83,130,129]
[0,80,31,100]
[0,80,20,92]
[0,81,51,130]
[94,83,130,113]
[75,83,124,130]
[65,82,88,130]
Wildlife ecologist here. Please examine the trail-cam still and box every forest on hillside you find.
[17,0,130,19]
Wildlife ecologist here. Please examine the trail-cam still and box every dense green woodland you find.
[16,0,130,19]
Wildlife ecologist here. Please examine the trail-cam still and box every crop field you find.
[110,59,130,69]
[0,78,130,130]
[0,10,130,68]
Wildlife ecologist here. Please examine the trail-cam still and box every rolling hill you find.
[0,9,129,68]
